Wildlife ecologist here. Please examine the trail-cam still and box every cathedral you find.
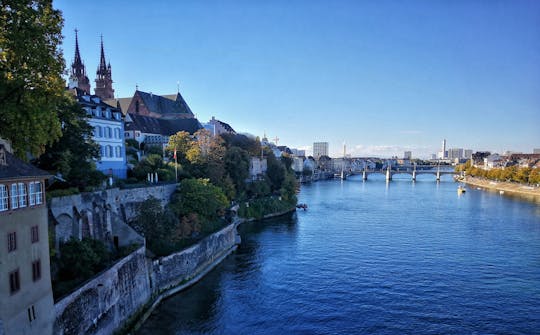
[68,31,114,100]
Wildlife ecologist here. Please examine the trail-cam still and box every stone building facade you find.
[0,145,54,335]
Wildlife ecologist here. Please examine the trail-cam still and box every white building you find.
[484,154,503,169]
[76,92,128,179]
[249,157,268,180]
[292,157,304,173]
[313,142,329,159]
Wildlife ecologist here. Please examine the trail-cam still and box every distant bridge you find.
[359,165,460,181]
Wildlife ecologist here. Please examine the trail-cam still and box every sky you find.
[54,0,540,158]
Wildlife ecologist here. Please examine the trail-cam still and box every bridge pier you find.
[436,170,440,181]
[362,170,367,181]
[412,170,416,181]
[386,167,392,181]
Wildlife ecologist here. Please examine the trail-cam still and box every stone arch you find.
[55,213,73,244]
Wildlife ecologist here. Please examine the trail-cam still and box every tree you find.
[170,178,228,223]
[0,0,66,157]
[266,151,285,192]
[224,146,250,195]
[166,131,193,165]
[132,197,178,254]
[33,97,102,189]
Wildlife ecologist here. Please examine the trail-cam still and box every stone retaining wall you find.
[53,246,151,335]
[49,184,176,249]
[152,223,238,292]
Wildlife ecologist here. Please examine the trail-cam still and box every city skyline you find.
[56,0,540,157]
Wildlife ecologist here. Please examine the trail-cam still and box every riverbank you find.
[460,176,540,204]
[123,208,296,334]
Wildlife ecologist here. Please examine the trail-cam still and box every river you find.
[137,174,540,334]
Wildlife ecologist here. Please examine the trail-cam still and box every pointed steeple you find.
[95,35,114,99]
[73,29,83,68]
[97,35,108,75]
[69,29,91,93]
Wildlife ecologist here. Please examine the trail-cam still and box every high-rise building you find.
[534,148,540,154]
[447,148,464,160]
[464,149,473,159]
[67,30,91,94]
[439,139,447,159]
[94,36,115,100]
[313,142,329,159]
[403,151,412,160]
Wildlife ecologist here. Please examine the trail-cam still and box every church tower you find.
[94,36,115,99]
[68,29,91,93]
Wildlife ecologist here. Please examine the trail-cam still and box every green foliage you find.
[238,196,295,220]
[170,178,228,222]
[266,151,286,192]
[224,146,250,195]
[0,0,66,157]
[47,187,80,199]
[125,138,139,148]
[132,154,172,181]
[131,197,179,255]
[57,238,111,281]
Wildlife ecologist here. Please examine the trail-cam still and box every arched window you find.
[95,107,101,117]
[101,145,106,157]
[115,146,121,157]
[114,128,120,139]
[0,184,8,211]
[107,127,112,138]
[105,109,112,118]
[107,145,113,158]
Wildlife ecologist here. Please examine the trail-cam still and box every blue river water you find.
[137,174,540,335]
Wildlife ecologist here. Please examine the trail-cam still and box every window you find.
[10,183,18,209]
[31,225,39,243]
[115,146,121,158]
[29,181,42,205]
[105,109,111,118]
[32,260,41,281]
[8,232,16,252]
[107,127,112,138]
[94,126,101,138]
[0,184,7,211]
[27,305,36,322]
[114,128,120,139]
[95,107,101,117]
[34,182,42,205]
[28,182,35,206]
[18,183,27,208]
[9,269,20,294]
[135,100,140,113]
[107,146,112,158]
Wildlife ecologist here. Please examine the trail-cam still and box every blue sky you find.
[55,0,540,158]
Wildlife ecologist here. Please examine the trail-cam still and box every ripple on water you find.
[137,177,540,335]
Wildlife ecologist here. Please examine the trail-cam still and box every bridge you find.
[359,165,460,181]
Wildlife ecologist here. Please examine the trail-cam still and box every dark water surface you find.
[138,175,540,334]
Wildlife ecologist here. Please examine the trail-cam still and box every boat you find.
[457,186,466,194]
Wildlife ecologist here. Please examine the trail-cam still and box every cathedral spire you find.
[97,34,107,74]
[95,35,114,99]
[69,29,91,93]
[73,29,83,68]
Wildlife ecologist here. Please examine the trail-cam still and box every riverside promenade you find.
[461,176,540,203]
